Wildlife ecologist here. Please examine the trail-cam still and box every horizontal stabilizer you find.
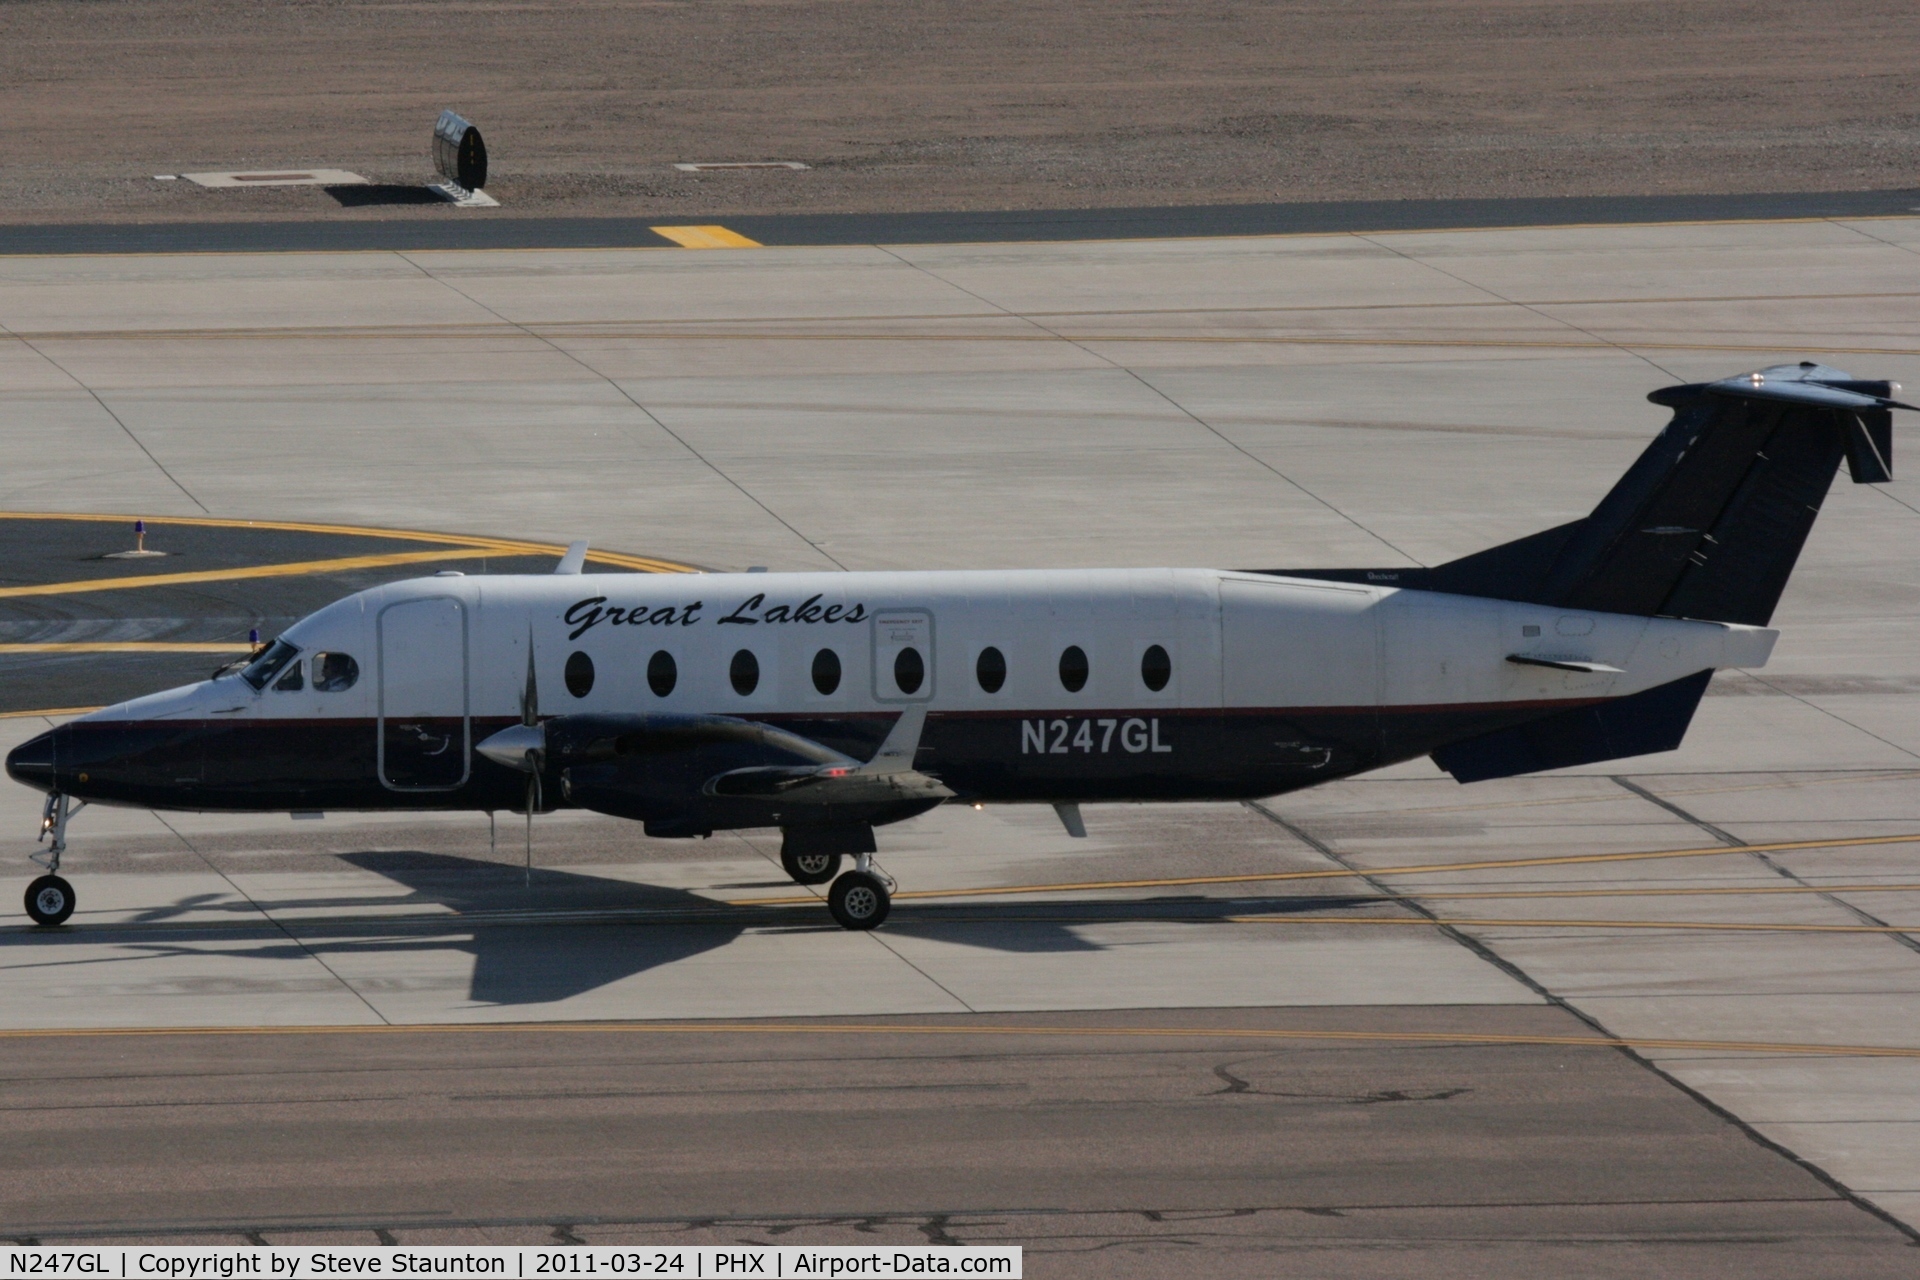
[1432,669,1712,783]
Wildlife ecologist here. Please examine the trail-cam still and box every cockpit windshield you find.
[240,638,300,691]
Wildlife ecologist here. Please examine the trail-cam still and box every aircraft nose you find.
[6,728,57,789]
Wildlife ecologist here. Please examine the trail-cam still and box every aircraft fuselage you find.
[6,567,1774,828]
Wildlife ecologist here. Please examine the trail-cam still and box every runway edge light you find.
[429,110,499,207]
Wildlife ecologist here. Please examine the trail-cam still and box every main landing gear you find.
[780,825,892,928]
[25,792,83,928]
[828,854,893,931]
[781,848,840,886]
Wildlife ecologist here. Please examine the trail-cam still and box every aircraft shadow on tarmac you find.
[11,852,1376,1007]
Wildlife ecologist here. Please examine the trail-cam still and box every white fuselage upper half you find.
[90,567,1775,727]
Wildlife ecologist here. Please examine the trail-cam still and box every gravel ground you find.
[2,0,1919,222]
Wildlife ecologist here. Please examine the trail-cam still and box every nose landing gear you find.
[25,792,83,928]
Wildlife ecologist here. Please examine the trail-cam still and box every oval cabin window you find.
[647,650,677,697]
[1140,644,1172,692]
[730,649,760,696]
[1058,645,1089,693]
[894,646,925,695]
[565,651,595,698]
[975,646,1006,694]
[812,648,842,695]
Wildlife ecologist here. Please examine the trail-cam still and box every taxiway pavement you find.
[1,215,1917,1266]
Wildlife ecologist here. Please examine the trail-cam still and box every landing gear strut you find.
[25,792,82,927]
[828,853,893,931]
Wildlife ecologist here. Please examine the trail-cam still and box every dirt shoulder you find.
[3,0,1918,224]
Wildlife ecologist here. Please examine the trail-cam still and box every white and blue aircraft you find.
[8,365,1904,929]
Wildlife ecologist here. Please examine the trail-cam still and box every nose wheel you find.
[25,875,75,928]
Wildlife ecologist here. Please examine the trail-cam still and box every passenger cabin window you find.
[312,652,359,692]
[647,650,677,697]
[975,646,1006,694]
[1058,645,1089,693]
[894,647,925,695]
[240,639,299,691]
[273,660,304,692]
[811,648,841,695]
[730,649,760,696]
[565,650,595,698]
[1140,644,1172,692]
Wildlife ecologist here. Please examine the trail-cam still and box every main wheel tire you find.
[828,871,890,931]
[25,874,74,927]
[781,849,841,886]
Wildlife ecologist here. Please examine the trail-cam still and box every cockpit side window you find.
[312,652,360,692]
[241,639,300,691]
[273,660,304,692]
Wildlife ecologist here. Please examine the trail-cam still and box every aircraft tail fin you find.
[1270,364,1906,626]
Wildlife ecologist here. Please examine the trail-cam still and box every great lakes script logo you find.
[565,593,869,641]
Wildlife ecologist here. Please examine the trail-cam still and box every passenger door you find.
[378,597,469,790]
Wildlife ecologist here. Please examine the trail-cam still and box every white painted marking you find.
[426,181,500,207]
[181,169,369,188]
[673,161,810,171]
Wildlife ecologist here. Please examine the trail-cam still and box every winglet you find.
[860,705,928,775]
[553,540,589,575]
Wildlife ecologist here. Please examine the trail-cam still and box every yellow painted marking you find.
[650,225,763,249]
[17,289,1920,344]
[0,511,699,575]
[1220,916,1919,935]
[0,642,248,654]
[64,325,1898,359]
[0,548,483,599]
[724,832,1920,907]
[0,705,103,719]
[1406,883,1920,902]
[1318,769,1920,821]
[0,1020,1915,1058]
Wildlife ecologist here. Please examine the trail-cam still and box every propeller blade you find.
[520,626,539,728]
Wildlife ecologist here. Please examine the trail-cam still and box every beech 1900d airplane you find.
[7,365,1907,930]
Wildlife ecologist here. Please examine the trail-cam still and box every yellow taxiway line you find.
[0,511,699,575]
[0,705,104,719]
[726,831,1920,907]
[650,225,764,249]
[1412,883,1920,902]
[0,548,485,599]
[1219,915,1918,935]
[0,1019,1915,1058]
[0,642,249,654]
